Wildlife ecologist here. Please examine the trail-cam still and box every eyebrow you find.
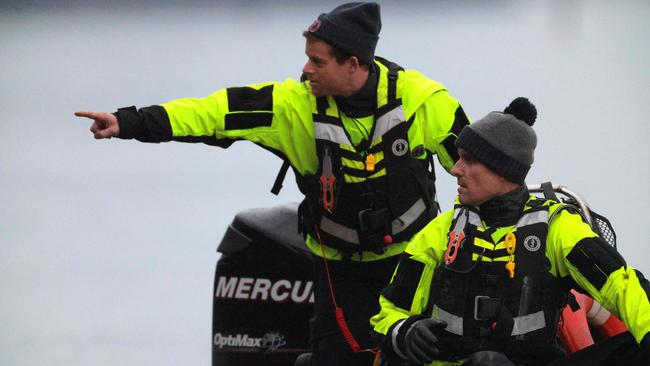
[459,150,475,160]
[309,55,325,63]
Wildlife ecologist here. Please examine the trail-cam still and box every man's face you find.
[451,148,514,206]
[302,38,351,97]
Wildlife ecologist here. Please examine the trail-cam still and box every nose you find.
[302,60,314,76]
[450,160,462,177]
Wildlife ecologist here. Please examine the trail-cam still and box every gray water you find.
[1,1,649,365]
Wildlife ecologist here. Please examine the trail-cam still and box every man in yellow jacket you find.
[371,98,649,365]
[76,3,470,365]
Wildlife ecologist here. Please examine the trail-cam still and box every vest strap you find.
[270,160,291,195]
[318,198,428,246]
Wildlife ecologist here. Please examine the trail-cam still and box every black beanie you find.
[307,2,381,63]
[455,98,538,184]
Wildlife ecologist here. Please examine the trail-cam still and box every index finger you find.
[74,111,97,119]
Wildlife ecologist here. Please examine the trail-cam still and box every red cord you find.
[314,225,378,355]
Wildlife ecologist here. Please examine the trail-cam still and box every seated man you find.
[370,98,649,365]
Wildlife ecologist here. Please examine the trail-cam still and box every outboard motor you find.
[212,203,314,366]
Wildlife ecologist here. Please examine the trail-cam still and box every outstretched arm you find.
[73,80,319,175]
[75,111,120,139]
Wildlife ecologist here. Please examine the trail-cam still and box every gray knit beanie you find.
[455,97,538,184]
[307,2,381,64]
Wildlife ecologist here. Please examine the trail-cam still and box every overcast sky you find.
[1,1,649,365]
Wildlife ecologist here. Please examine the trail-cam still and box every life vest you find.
[296,57,440,255]
[427,199,570,365]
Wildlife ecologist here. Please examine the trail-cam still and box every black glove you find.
[401,318,447,365]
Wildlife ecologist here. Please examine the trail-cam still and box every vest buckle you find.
[358,208,391,246]
[474,295,501,321]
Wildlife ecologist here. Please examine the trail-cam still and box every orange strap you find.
[314,225,378,356]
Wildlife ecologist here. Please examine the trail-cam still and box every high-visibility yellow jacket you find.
[371,196,650,365]
[116,58,470,262]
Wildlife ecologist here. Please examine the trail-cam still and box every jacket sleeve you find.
[115,78,319,175]
[370,210,452,358]
[547,208,650,345]
[399,70,470,173]
[418,91,470,172]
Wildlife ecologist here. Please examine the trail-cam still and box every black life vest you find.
[296,57,439,256]
[428,199,570,365]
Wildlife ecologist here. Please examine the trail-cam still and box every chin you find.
[458,195,477,206]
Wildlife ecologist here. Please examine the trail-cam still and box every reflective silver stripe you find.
[432,305,463,336]
[372,105,406,141]
[319,216,360,244]
[314,122,350,145]
[517,210,549,227]
[392,198,426,234]
[434,305,545,337]
[468,211,481,227]
[391,319,408,360]
[586,301,611,327]
[453,208,481,227]
[511,310,546,336]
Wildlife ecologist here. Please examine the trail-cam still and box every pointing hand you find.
[75,111,119,139]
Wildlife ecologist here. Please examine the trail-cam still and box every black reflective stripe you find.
[471,245,489,257]
[473,230,492,242]
[635,270,650,304]
[340,167,366,178]
[338,149,362,161]
[312,114,340,125]
[224,112,273,130]
[227,85,273,112]
[172,135,236,148]
[566,237,626,290]
[381,252,425,310]
[341,160,386,178]
[491,248,509,258]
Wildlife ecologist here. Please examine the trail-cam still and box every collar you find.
[335,63,378,118]
[478,185,529,227]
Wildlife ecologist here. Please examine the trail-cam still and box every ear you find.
[347,56,360,73]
